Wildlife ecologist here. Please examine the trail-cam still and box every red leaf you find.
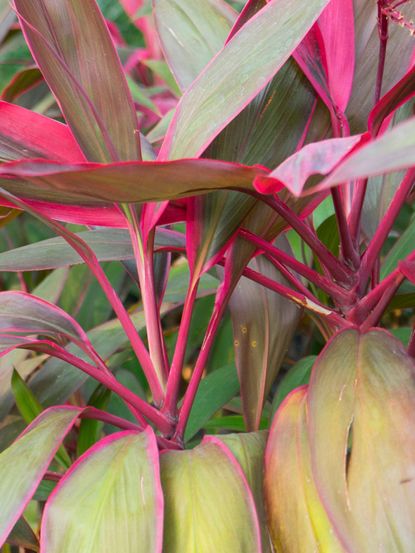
[0,102,85,163]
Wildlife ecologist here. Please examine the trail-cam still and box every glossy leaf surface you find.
[0,407,80,547]
[308,329,415,551]
[161,440,262,552]
[159,0,331,159]
[41,428,163,553]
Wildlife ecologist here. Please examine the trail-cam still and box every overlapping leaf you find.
[161,440,262,552]
[265,387,343,552]
[159,0,331,160]
[0,228,184,271]
[41,428,163,553]
[347,0,415,132]
[0,158,265,204]
[0,291,95,356]
[154,0,236,91]
[0,407,80,547]
[14,0,141,161]
[229,241,301,430]
[308,329,415,551]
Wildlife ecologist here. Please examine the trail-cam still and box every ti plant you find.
[0,0,414,551]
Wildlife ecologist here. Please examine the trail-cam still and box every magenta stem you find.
[349,178,368,245]
[239,229,352,304]
[163,276,199,418]
[375,3,389,104]
[359,168,415,292]
[124,205,168,401]
[240,265,347,328]
[265,195,353,285]
[175,281,231,442]
[360,274,404,330]
[0,188,164,403]
[331,186,360,268]
[265,253,321,301]
[29,342,172,435]
[80,407,144,430]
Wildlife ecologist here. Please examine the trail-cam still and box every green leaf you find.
[76,385,111,456]
[308,329,415,551]
[159,0,331,159]
[184,364,240,442]
[213,432,272,553]
[265,387,344,552]
[11,369,43,424]
[0,407,80,547]
[381,215,415,278]
[6,517,39,552]
[14,0,141,161]
[41,428,163,553]
[161,440,261,552]
[229,241,301,430]
[0,228,184,272]
[271,355,316,415]
[154,0,236,91]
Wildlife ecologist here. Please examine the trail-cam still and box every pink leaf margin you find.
[0,406,81,548]
[40,426,164,553]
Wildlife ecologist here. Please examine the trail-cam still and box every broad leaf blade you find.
[15,0,141,161]
[41,428,163,553]
[161,440,262,552]
[0,228,184,271]
[211,432,272,553]
[314,117,415,191]
[154,0,236,90]
[229,244,300,430]
[308,329,415,551]
[0,291,93,354]
[255,135,363,196]
[0,158,263,204]
[159,0,331,159]
[0,406,80,547]
[265,387,344,552]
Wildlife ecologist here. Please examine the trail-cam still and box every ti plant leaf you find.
[41,428,163,553]
[229,239,301,430]
[212,432,272,553]
[14,0,141,162]
[159,0,331,160]
[265,387,344,552]
[154,0,237,91]
[161,439,262,552]
[0,407,80,548]
[308,329,415,551]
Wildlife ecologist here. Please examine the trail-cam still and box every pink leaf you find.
[254,134,364,196]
